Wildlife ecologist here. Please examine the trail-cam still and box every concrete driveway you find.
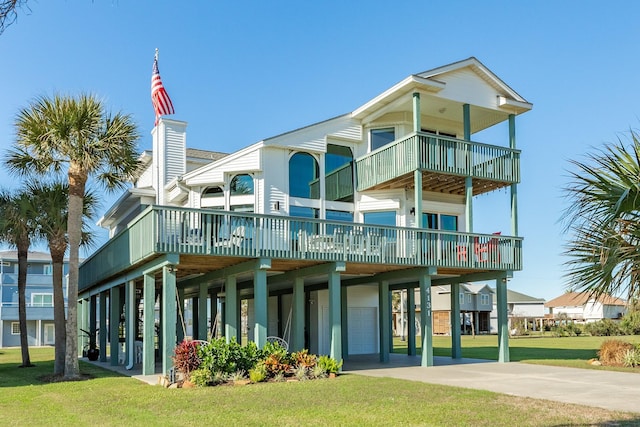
[343,354,640,414]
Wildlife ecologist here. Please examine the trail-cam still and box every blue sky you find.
[1,1,640,301]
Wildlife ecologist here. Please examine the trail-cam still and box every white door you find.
[43,324,55,345]
[348,307,378,354]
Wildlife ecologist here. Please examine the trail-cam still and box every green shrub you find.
[317,355,342,374]
[291,349,317,369]
[189,367,213,387]
[623,347,640,367]
[311,364,327,379]
[198,337,254,375]
[585,319,623,336]
[598,339,635,366]
[620,311,640,335]
[249,362,267,383]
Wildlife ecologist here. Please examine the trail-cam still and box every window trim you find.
[370,127,396,152]
[11,322,20,335]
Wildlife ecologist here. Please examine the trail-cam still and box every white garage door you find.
[348,307,378,355]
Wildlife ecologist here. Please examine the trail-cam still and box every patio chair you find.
[266,336,289,351]
[213,225,246,248]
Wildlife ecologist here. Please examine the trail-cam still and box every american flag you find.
[151,52,175,124]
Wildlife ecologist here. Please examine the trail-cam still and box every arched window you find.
[201,186,224,198]
[289,152,319,199]
[230,174,254,196]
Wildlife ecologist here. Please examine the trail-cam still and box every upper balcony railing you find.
[80,206,523,291]
[356,132,520,191]
[309,162,354,201]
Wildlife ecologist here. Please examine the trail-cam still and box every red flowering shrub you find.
[172,340,202,379]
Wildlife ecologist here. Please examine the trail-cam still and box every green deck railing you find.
[79,206,523,291]
[356,132,520,191]
[309,162,354,201]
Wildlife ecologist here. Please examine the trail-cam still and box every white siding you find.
[136,165,153,188]
[186,148,261,186]
[261,148,288,215]
[267,115,361,153]
[434,68,504,111]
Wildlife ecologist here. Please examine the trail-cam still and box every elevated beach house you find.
[78,57,531,375]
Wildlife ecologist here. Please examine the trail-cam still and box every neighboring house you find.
[77,57,532,375]
[489,288,545,333]
[0,250,68,348]
[394,284,493,336]
[545,292,626,323]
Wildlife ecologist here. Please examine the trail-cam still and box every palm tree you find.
[27,181,97,375]
[562,130,640,302]
[0,188,39,368]
[6,94,139,378]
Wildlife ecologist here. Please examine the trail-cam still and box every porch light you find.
[273,201,280,211]
[410,207,415,215]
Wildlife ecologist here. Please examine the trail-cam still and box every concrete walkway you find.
[343,354,640,414]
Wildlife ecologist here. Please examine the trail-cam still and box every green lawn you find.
[0,347,639,426]
[394,334,640,372]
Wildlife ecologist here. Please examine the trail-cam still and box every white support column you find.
[37,319,42,346]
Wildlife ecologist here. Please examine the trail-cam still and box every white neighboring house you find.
[489,288,545,333]
[545,292,626,323]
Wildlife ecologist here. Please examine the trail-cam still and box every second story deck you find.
[80,206,523,292]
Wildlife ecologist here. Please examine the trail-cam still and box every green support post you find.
[109,286,120,366]
[162,266,177,376]
[192,297,199,339]
[176,288,185,343]
[210,290,218,339]
[99,291,107,362]
[292,277,305,352]
[328,267,342,366]
[341,285,349,360]
[379,281,390,363]
[78,299,88,358]
[463,103,471,140]
[497,277,510,362]
[414,170,423,229]
[89,295,97,350]
[419,274,433,367]
[407,288,416,356]
[143,273,155,375]
[413,92,421,132]
[125,280,136,368]
[509,114,518,236]
[224,276,237,344]
[450,282,462,359]
[198,283,208,340]
[254,269,268,348]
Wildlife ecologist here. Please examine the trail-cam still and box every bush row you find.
[172,338,342,387]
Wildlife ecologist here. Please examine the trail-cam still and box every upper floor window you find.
[459,292,465,305]
[230,174,254,196]
[289,153,319,199]
[43,264,53,275]
[370,128,395,151]
[423,213,458,231]
[32,293,53,307]
[481,294,490,305]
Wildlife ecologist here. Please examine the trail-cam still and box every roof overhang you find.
[352,75,445,121]
[97,187,156,228]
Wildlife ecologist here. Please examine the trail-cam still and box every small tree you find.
[0,188,40,367]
